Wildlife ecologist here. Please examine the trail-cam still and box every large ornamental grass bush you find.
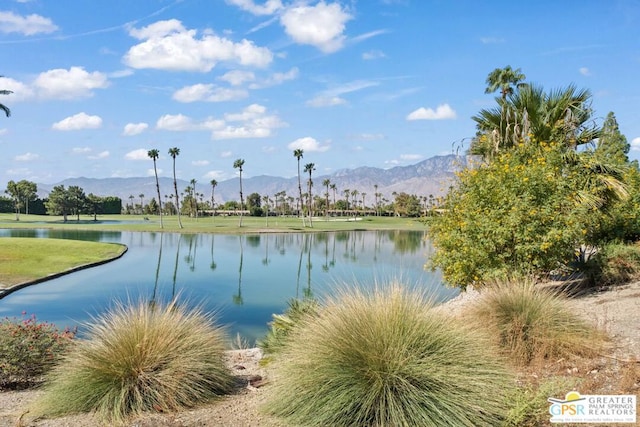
[465,280,604,366]
[32,300,234,424]
[0,313,75,388]
[264,284,514,427]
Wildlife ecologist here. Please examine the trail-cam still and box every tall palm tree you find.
[190,178,198,220]
[484,65,526,99]
[304,162,315,226]
[139,194,144,213]
[293,149,306,226]
[147,149,163,228]
[322,178,331,217]
[168,147,183,229]
[330,183,337,209]
[210,179,217,217]
[0,83,12,117]
[233,158,245,227]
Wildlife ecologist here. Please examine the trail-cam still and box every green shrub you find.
[258,297,318,355]
[32,300,234,424]
[590,242,640,286]
[264,284,513,426]
[0,313,75,388]
[504,377,578,427]
[465,280,602,365]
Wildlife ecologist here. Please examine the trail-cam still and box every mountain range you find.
[37,154,472,204]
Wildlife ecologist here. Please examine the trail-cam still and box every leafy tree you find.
[147,149,163,228]
[5,180,37,220]
[67,186,86,221]
[86,193,103,221]
[168,147,183,229]
[247,192,262,216]
[392,192,421,217]
[594,112,630,165]
[46,185,72,222]
[233,158,245,227]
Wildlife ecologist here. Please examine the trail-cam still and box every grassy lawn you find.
[0,213,427,234]
[0,238,126,289]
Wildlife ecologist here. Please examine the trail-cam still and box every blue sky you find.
[1,0,640,185]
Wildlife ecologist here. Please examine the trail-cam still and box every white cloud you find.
[14,152,39,161]
[123,122,149,136]
[307,79,379,107]
[280,1,352,53]
[579,67,591,76]
[0,128,7,136]
[306,96,346,107]
[249,67,299,89]
[172,84,248,102]
[362,49,386,60]
[218,70,256,86]
[352,133,385,140]
[34,67,109,100]
[220,151,232,158]
[156,114,195,131]
[124,19,273,72]
[125,149,150,160]
[287,136,330,152]
[0,76,35,102]
[212,104,286,140]
[226,0,283,15]
[52,112,103,130]
[192,160,210,166]
[400,154,423,161]
[88,151,110,160]
[406,104,456,120]
[631,137,640,151]
[0,11,57,35]
[71,147,92,154]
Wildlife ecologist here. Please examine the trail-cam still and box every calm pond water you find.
[0,229,457,344]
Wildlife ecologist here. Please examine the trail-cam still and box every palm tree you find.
[322,179,331,217]
[210,179,217,218]
[0,82,12,117]
[147,149,163,228]
[233,158,245,227]
[471,83,598,158]
[190,178,198,220]
[343,189,350,213]
[293,149,306,226]
[330,183,337,209]
[139,194,144,213]
[484,65,526,99]
[168,147,183,229]
[304,163,315,226]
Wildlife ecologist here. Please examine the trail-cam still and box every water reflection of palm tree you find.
[262,234,270,266]
[322,234,330,272]
[172,234,182,299]
[151,233,163,306]
[210,235,217,270]
[233,236,244,305]
[184,234,196,271]
[296,234,304,298]
[304,234,313,298]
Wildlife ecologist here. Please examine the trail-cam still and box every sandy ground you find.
[1,282,639,427]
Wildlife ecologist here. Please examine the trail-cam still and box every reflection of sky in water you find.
[0,230,457,344]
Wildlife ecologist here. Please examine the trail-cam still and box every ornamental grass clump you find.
[31,300,234,424]
[466,279,603,366]
[264,284,513,427]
